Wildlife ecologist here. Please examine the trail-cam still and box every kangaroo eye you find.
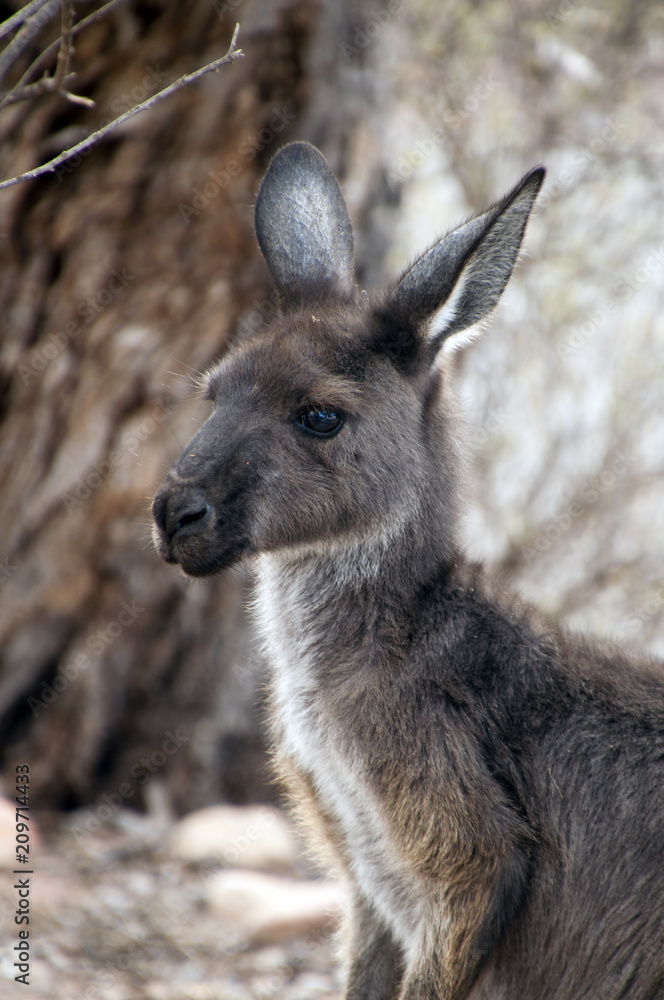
[297,406,344,437]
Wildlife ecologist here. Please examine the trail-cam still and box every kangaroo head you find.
[152,143,544,578]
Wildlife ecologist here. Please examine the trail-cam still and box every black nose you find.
[153,488,210,540]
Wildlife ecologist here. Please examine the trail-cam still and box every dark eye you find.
[296,405,344,437]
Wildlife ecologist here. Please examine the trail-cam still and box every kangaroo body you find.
[153,143,664,998]
[258,546,664,999]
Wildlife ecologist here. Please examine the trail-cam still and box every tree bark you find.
[0,0,385,813]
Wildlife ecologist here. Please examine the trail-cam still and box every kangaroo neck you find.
[253,529,454,675]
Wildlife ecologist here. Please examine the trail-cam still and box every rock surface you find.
[169,804,301,873]
[206,869,344,946]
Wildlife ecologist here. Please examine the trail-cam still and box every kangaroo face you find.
[153,142,544,579]
[152,304,451,578]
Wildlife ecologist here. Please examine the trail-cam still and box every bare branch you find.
[52,0,74,90]
[0,0,61,89]
[0,25,243,192]
[61,88,95,107]
[0,70,77,109]
[0,0,55,43]
[5,0,129,102]
[3,0,77,108]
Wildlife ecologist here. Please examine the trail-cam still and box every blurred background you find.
[0,0,663,995]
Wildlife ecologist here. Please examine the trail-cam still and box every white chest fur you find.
[253,553,429,951]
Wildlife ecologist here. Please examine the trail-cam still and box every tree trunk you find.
[0,0,385,814]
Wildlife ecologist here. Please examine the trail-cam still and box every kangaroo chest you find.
[255,563,429,949]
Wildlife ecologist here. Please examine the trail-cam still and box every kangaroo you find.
[152,142,664,999]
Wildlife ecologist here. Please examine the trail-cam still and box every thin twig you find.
[0,70,77,109]
[0,25,243,192]
[61,88,94,107]
[3,0,77,107]
[0,0,61,89]
[52,0,74,90]
[3,0,129,106]
[0,0,55,44]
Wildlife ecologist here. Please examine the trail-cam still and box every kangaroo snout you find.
[151,476,212,569]
[152,473,249,576]
[152,481,210,542]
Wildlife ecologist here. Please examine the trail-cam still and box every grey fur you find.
[255,142,355,305]
[153,142,664,999]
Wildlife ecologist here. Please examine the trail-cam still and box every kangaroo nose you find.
[153,489,210,540]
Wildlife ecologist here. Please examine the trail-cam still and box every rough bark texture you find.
[0,0,385,813]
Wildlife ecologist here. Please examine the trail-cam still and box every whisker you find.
[154,351,206,378]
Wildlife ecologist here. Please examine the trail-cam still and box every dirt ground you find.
[0,809,343,1000]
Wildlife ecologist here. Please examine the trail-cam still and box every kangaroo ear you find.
[255,142,355,306]
[390,167,545,352]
